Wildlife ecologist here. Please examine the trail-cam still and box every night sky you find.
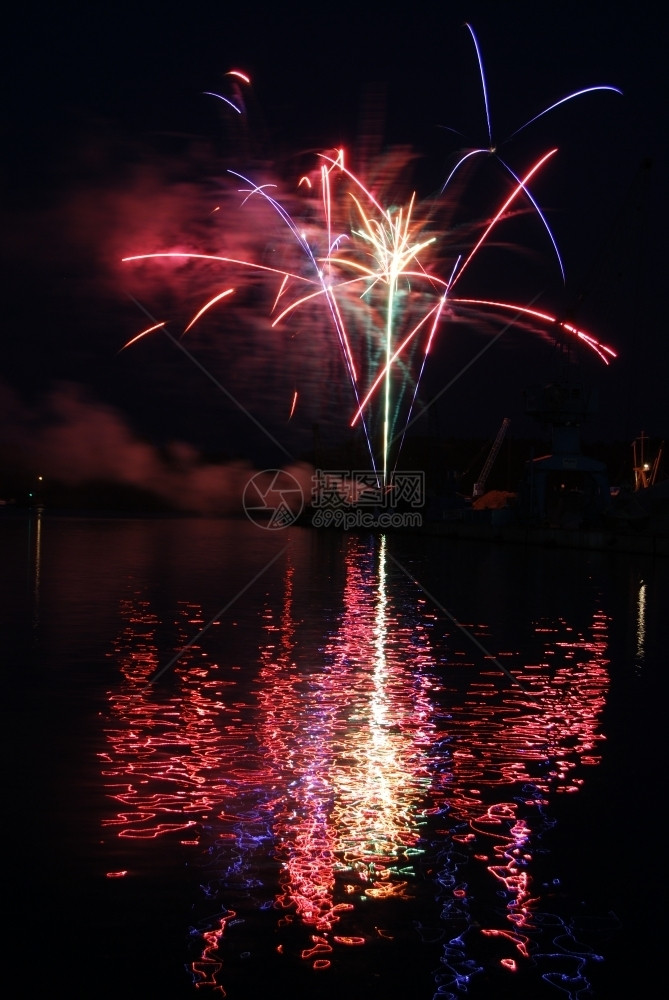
[2,1,666,505]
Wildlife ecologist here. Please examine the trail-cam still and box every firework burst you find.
[123,27,621,482]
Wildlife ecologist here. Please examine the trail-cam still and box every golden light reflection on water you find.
[635,578,646,670]
[99,532,612,995]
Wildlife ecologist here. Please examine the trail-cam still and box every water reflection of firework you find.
[253,535,439,971]
[122,26,620,476]
[97,526,620,997]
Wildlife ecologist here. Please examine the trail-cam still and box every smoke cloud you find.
[0,379,314,514]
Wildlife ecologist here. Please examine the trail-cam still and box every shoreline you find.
[419,515,669,556]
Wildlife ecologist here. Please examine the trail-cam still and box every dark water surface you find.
[4,512,664,998]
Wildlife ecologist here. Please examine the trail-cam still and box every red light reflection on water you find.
[101,599,234,844]
[427,602,610,987]
[99,539,611,994]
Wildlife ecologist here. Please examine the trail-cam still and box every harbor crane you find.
[632,432,664,491]
[473,418,511,498]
